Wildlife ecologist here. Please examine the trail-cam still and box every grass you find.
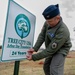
[0,51,75,75]
[64,58,75,75]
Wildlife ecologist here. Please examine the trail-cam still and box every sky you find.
[0,0,75,50]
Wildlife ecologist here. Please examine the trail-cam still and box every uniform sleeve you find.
[33,22,47,52]
[32,30,68,61]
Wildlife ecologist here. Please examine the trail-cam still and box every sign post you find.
[13,61,20,75]
[1,0,36,75]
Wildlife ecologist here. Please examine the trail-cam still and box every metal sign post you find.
[13,61,20,75]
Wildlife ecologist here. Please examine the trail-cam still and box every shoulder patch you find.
[51,42,57,49]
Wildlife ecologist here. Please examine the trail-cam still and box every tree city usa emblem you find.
[7,14,31,49]
[15,14,31,39]
[6,14,31,57]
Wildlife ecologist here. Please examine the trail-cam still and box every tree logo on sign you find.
[15,14,31,39]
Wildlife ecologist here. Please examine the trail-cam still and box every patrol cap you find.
[42,4,60,19]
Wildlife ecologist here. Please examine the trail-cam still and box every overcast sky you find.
[0,0,75,50]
